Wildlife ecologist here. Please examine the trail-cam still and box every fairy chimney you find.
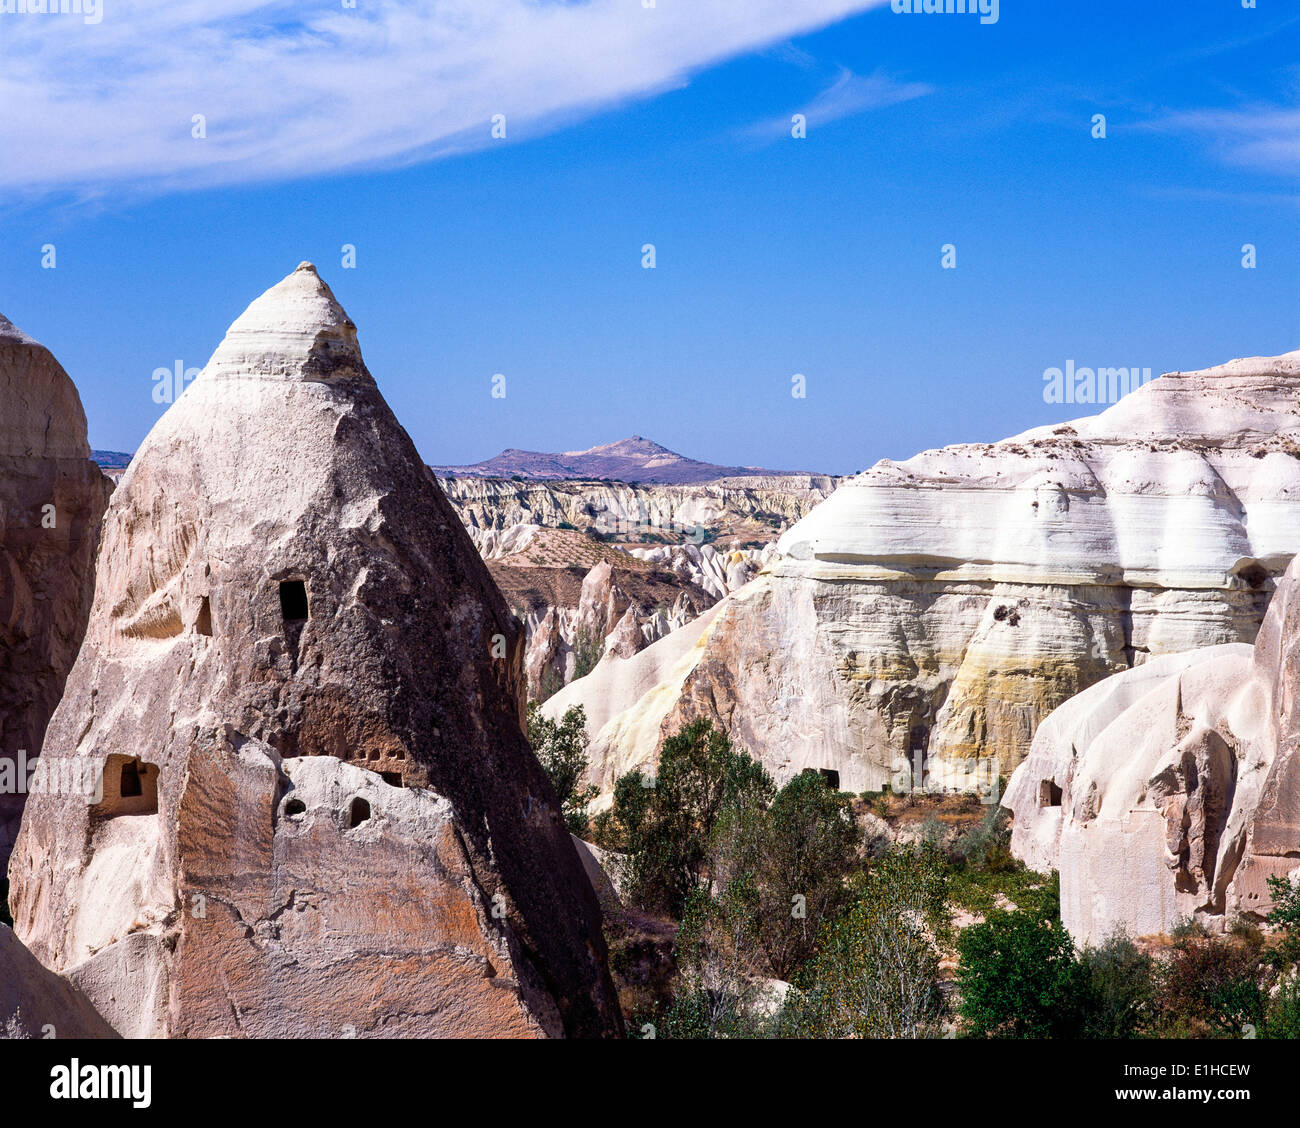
[7,264,622,1038]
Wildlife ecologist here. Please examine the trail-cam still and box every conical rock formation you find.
[8,265,622,1038]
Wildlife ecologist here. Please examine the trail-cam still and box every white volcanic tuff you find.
[555,348,1300,798]
[625,541,778,601]
[1,925,118,1039]
[519,542,772,697]
[1006,549,1300,943]
[9,263,622,1039]
[782,441,1300,589]
[468,522,542,559]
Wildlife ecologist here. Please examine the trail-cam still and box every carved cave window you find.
[280,580,309,622]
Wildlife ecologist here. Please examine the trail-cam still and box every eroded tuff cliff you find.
[440,474,834,550]
[0,315,110,867]
[7,264,622,1039]
[1006,552,1300,943]
[554,348,1300,798]
[444,477,814,699]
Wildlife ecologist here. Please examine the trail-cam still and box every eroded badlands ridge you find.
[0,315,110,867]
[555,348,1300,797]
[8,264,622,1038]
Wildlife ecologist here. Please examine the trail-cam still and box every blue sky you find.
[1,0,1296,475]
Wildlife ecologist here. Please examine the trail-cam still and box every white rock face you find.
[467,522,542,560]
[557,348,1300,798]
[1007,550,1300,944]
[625,541,777,601]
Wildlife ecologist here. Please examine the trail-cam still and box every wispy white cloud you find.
[0,0,888,197]
[744,66,932,140]
[1141,100,1300,176]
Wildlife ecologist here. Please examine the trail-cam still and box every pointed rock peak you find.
[0,311,40,349]
[200,263,371,387]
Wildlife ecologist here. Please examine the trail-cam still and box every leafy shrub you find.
[1153,935,1269,1038]
[956,898,1091,1038]
[1263,971,1300,1039]
[600,720,773,918]
[525,702,598,837]
[1266,873,1300,965]
[1078,931,1158,1039]
[709,769,860,978]
[781,844,950,1039]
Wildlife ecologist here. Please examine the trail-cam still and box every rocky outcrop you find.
[443,471,822,701]
[1,925,118,1039]
[556,348,1300,798]
[0,315,110,868]
[7,264,622,1039]
[439,473,834,548]
[478,524,770,699]
[545,605,722,798]
[1006,553,1300,944]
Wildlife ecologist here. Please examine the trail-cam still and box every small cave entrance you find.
[348,797,371,828]
[818,768,841,790]
[284,797,307,818]
[906,725,931,791]
[380,771,403,788]
[93,755,160,818]
[1039,779,1063,808]
[1231,561,1269,591]
[279,580,309,622]
[195,596,213,637]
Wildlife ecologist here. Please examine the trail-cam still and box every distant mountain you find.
[92,450,133,470]
[431,437,812,485]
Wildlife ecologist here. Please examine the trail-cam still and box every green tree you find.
[598,719,772,918]
[1078,931,1158,1039]
[956,894,1091,1039]
[711,769,859,979]
[525,702,598,837]
[783,844,951,1039]
[1266,873,1300,964]
[633,720,772,918]
[651,879,770,1039]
